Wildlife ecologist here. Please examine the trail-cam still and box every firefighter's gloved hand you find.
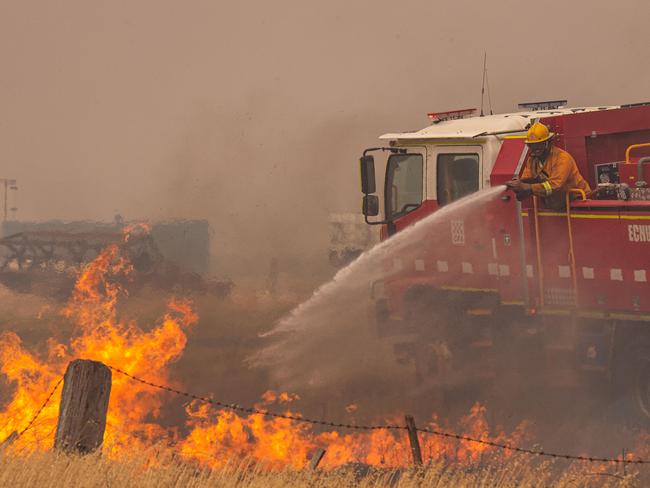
[506,178,532,200]
[506,178,531,193]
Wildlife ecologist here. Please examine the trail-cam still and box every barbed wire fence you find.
[4,362,649,471]
[17,378,63,438]
[0,377,64,449]
[106,365,650,466]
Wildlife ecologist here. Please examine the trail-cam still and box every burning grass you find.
[0,227,648,482]
[0,449,642,487]
[0,240,199,455]
[0,229,528,470]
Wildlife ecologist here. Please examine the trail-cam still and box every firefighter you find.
[506,122,591,210]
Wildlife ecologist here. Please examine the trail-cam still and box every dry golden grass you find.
[0,449,644,488]
[0,286,646,487]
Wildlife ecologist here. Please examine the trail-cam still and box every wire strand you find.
[17,377,63,438]
[107,365,649,465]
[107,365,403,431]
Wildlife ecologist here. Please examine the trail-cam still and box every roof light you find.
[621,101,650,108]
[518,100,568,111]
[427,108,477,124]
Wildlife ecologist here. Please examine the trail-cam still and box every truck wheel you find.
[615,340,650,427]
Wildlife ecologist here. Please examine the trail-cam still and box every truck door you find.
[384,147,428,235]
[430,146,483,207]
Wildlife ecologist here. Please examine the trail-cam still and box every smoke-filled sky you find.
[1,0,649,271]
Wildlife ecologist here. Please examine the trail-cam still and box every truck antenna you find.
[480,52,493,116]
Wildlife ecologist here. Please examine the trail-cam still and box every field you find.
[0,449,643,487]
[0,255,648,487]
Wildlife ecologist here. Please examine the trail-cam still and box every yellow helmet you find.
[524,122,555,144]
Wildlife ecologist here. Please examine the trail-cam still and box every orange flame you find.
[121,222,152,242]
[0,239,540,468]
[176,399,533,470]
[3,236,643,470]
[0,239,197,455]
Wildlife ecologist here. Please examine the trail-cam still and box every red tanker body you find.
[358,102,650,422]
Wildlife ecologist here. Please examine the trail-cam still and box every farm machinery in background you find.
[0,219,233,298]
[358,101,650,423]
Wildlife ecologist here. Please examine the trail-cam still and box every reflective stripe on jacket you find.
[521,146,591,210]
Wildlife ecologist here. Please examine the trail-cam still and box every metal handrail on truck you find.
[532,189,587,309]
[532,196,545,307]
[566,189,587,307]
[625,142,650,164]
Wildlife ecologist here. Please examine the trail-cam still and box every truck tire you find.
[614,336,650,427]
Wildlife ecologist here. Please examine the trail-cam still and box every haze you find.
[1,0,648,278]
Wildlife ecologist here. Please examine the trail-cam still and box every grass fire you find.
[1,202,649,486]
[0,227,532,468]
[2,2,650,486]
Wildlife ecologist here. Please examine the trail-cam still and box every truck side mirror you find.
[362,195,379,216]
[360,155,376,194]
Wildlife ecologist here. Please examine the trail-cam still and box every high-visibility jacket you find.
[521,146,591,210]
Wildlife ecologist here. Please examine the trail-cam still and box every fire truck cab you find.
[359,102,650,422]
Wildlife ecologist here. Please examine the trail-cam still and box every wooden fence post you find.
[404,415,423,466]
[54,359,112,454]
[0,431,17,450]
[307,448,326,471]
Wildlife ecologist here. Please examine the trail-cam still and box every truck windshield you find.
[385,153,423,219]
[436,153,479,206]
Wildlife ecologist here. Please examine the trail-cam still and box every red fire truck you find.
[359,101,650,422]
